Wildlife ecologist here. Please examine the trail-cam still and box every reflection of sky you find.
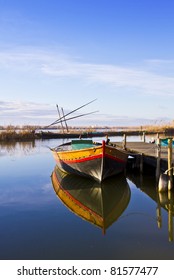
[0,140,56,209]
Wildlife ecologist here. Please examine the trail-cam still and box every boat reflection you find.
[51,166,131,233]
[128,174,174,242]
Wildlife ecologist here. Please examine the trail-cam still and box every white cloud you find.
[0,100,171,127]
[0,48,174,97]
[41,59,174,96]
[0,100,100,125]
[0,101,57,124]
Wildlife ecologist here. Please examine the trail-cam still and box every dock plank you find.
[112,141,173,172]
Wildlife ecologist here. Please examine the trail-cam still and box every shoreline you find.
[0,128,167,142]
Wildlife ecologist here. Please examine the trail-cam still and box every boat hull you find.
[52,141,128,182]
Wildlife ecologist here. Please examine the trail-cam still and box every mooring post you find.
[123,134,126,149]
[143,131,146,142]
[168,138,173,191]
[156,137,161,182]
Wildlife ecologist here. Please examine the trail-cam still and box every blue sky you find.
[0,0,174,126]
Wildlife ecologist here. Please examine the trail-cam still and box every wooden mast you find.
[56,104,64,133]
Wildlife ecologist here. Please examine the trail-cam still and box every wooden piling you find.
[143,131,146,142]
[168,138,173,191]
[123,134,126,150]
[156,137,161,182]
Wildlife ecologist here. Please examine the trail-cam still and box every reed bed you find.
[0,123,173,142]
[143,124,174,133]
[0,129,37,142]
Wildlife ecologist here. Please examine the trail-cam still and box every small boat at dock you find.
[51,139,128,182]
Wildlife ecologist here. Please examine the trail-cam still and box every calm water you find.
[0,137,174,260]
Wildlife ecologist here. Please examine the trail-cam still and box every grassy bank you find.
[0,124,173,142]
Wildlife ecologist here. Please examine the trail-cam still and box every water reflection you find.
[0,141,36,157]
[51,166,131,233]
[128,174,174,242]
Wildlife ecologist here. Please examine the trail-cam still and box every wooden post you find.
[156,137,161,182]
[123,134,126,149]
[168,138,173,191]
[143,131,146,142]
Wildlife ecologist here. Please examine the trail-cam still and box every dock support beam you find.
[168,138,173,191]
[156,137,161,182]
[123,134,126,150]
[158,138,173,192]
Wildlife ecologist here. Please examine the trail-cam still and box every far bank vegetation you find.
[0,122,174,142]
[0,125,37,141]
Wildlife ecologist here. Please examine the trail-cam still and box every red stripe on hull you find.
[59,154,102,164]
[105,153,126,163]
[54,152,126,165]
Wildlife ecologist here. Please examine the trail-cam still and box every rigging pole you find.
[61,107,69,132]
[46,99,97,128]
[56,104,64,133]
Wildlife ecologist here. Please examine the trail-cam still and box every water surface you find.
[0,138,174,260]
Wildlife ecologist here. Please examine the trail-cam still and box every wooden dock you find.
[112,141,174,174]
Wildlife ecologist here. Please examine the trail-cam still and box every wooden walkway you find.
[114,141,168,158]
[112,141,174,173]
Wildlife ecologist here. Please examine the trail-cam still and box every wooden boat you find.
[51,166,131,233]
[51,139,128,182]
[161,138,174,147]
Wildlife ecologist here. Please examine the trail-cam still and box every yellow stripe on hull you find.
[55,145,102,162]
